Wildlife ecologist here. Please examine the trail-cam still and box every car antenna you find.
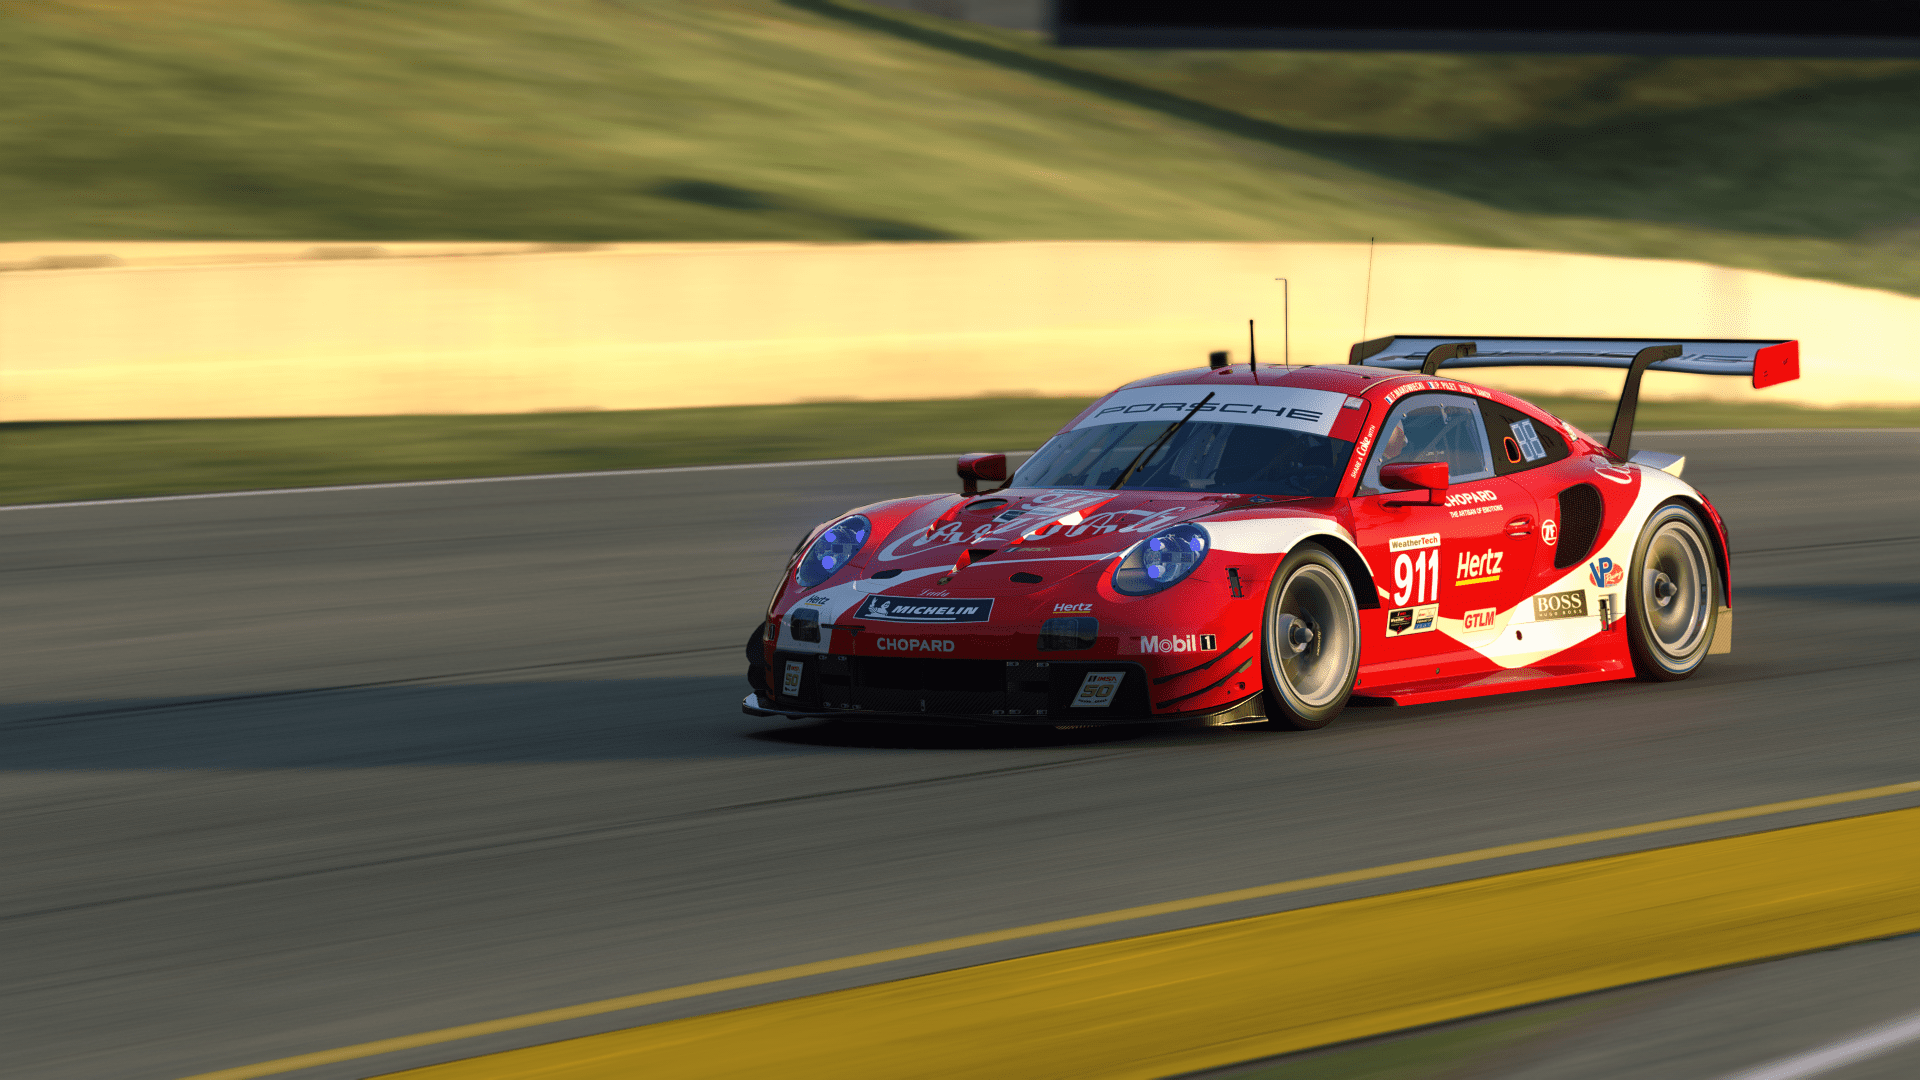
[1275,277,1291,369]
[1110,391,1215,491]
[1361,237,1376,343]
[1248,319,1257,382]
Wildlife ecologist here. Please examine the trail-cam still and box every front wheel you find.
[1262,547,1361,729]
[1625,502,1720,681]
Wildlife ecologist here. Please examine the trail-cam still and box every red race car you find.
[745,335,1799,729]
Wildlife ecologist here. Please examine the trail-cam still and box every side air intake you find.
[1555,484,1604,568]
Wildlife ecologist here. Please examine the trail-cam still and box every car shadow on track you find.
[749,718,1169,750]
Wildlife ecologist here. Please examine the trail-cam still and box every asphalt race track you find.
[4,431,1918,1080]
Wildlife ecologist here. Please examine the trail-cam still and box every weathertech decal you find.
[1456,549,1503,585]
[1385,604,1438,637]
[855,597,993,623]
[1389,533,1442,553]
[1124,633,1217,654]
[1534,590,1590,620]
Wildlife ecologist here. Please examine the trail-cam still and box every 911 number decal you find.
[1394,549,1440,606]
[1389,533,1442,607]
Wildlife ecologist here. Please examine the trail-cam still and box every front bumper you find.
[744,650,1266,727]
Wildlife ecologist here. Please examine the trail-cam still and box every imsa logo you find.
[1534,590,1590,621]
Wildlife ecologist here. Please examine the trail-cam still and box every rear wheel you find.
[1626,503,1720,681]
[1261,547,1360,729]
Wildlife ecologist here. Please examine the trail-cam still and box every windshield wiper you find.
[1110,392,1214,490]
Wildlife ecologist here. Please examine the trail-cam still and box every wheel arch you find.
[1290,534,1380,610]
[1673,494,1733,608]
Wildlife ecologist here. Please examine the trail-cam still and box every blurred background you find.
[6,0,1920,503]
[6,5,1920,1080]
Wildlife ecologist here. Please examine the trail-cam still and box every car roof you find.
[1121,363,1558,413]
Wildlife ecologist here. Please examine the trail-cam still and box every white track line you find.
[0,452,1037,512]
[1717,1008,1920,1080]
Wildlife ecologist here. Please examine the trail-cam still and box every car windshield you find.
[1010,420,1354,497]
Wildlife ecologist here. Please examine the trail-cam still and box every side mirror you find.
[1380,462,1448,506]
[957,453,1007,495]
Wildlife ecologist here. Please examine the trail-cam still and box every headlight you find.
[795,515,871,589]
[1112,523,1209,595]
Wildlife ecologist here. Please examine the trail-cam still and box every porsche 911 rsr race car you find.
[745,335,1799,730]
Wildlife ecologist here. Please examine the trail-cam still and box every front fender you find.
[1204,516,1379,609]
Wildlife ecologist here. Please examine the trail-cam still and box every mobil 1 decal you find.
[1076,385,1346,437]
[855,596,993,623]
[1389,532,1440,607]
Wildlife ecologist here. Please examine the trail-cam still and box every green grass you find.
[5,396,1914,506]
[5,1,1920,293]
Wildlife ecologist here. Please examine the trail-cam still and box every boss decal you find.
[855,597,994,623]
[1534,590,1590,620]
[1384,604,1438,637]
[1456,549,1503,585]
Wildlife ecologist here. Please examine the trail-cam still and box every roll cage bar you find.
[1347,335,1800,458]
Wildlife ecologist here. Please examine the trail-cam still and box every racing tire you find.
[1261,546,1361,729]
[745,625,771,696]
[1625,502,1721,682]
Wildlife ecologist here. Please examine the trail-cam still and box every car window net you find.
[1375,402,1490,484]
[1012,421,1354,497]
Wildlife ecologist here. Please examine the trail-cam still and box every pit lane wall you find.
[4,240,1917,421]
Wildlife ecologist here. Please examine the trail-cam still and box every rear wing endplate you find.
[1347,335,1800,458]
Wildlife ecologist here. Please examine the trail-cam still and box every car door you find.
[1348,391,1542,686]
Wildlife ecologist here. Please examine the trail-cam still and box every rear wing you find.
[1347,335,1800,458]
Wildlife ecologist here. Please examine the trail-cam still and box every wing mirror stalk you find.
[957,453,1008,495]
[1380,462,1449,507]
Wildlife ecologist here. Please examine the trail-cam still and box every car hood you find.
[855,487,1311,579]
